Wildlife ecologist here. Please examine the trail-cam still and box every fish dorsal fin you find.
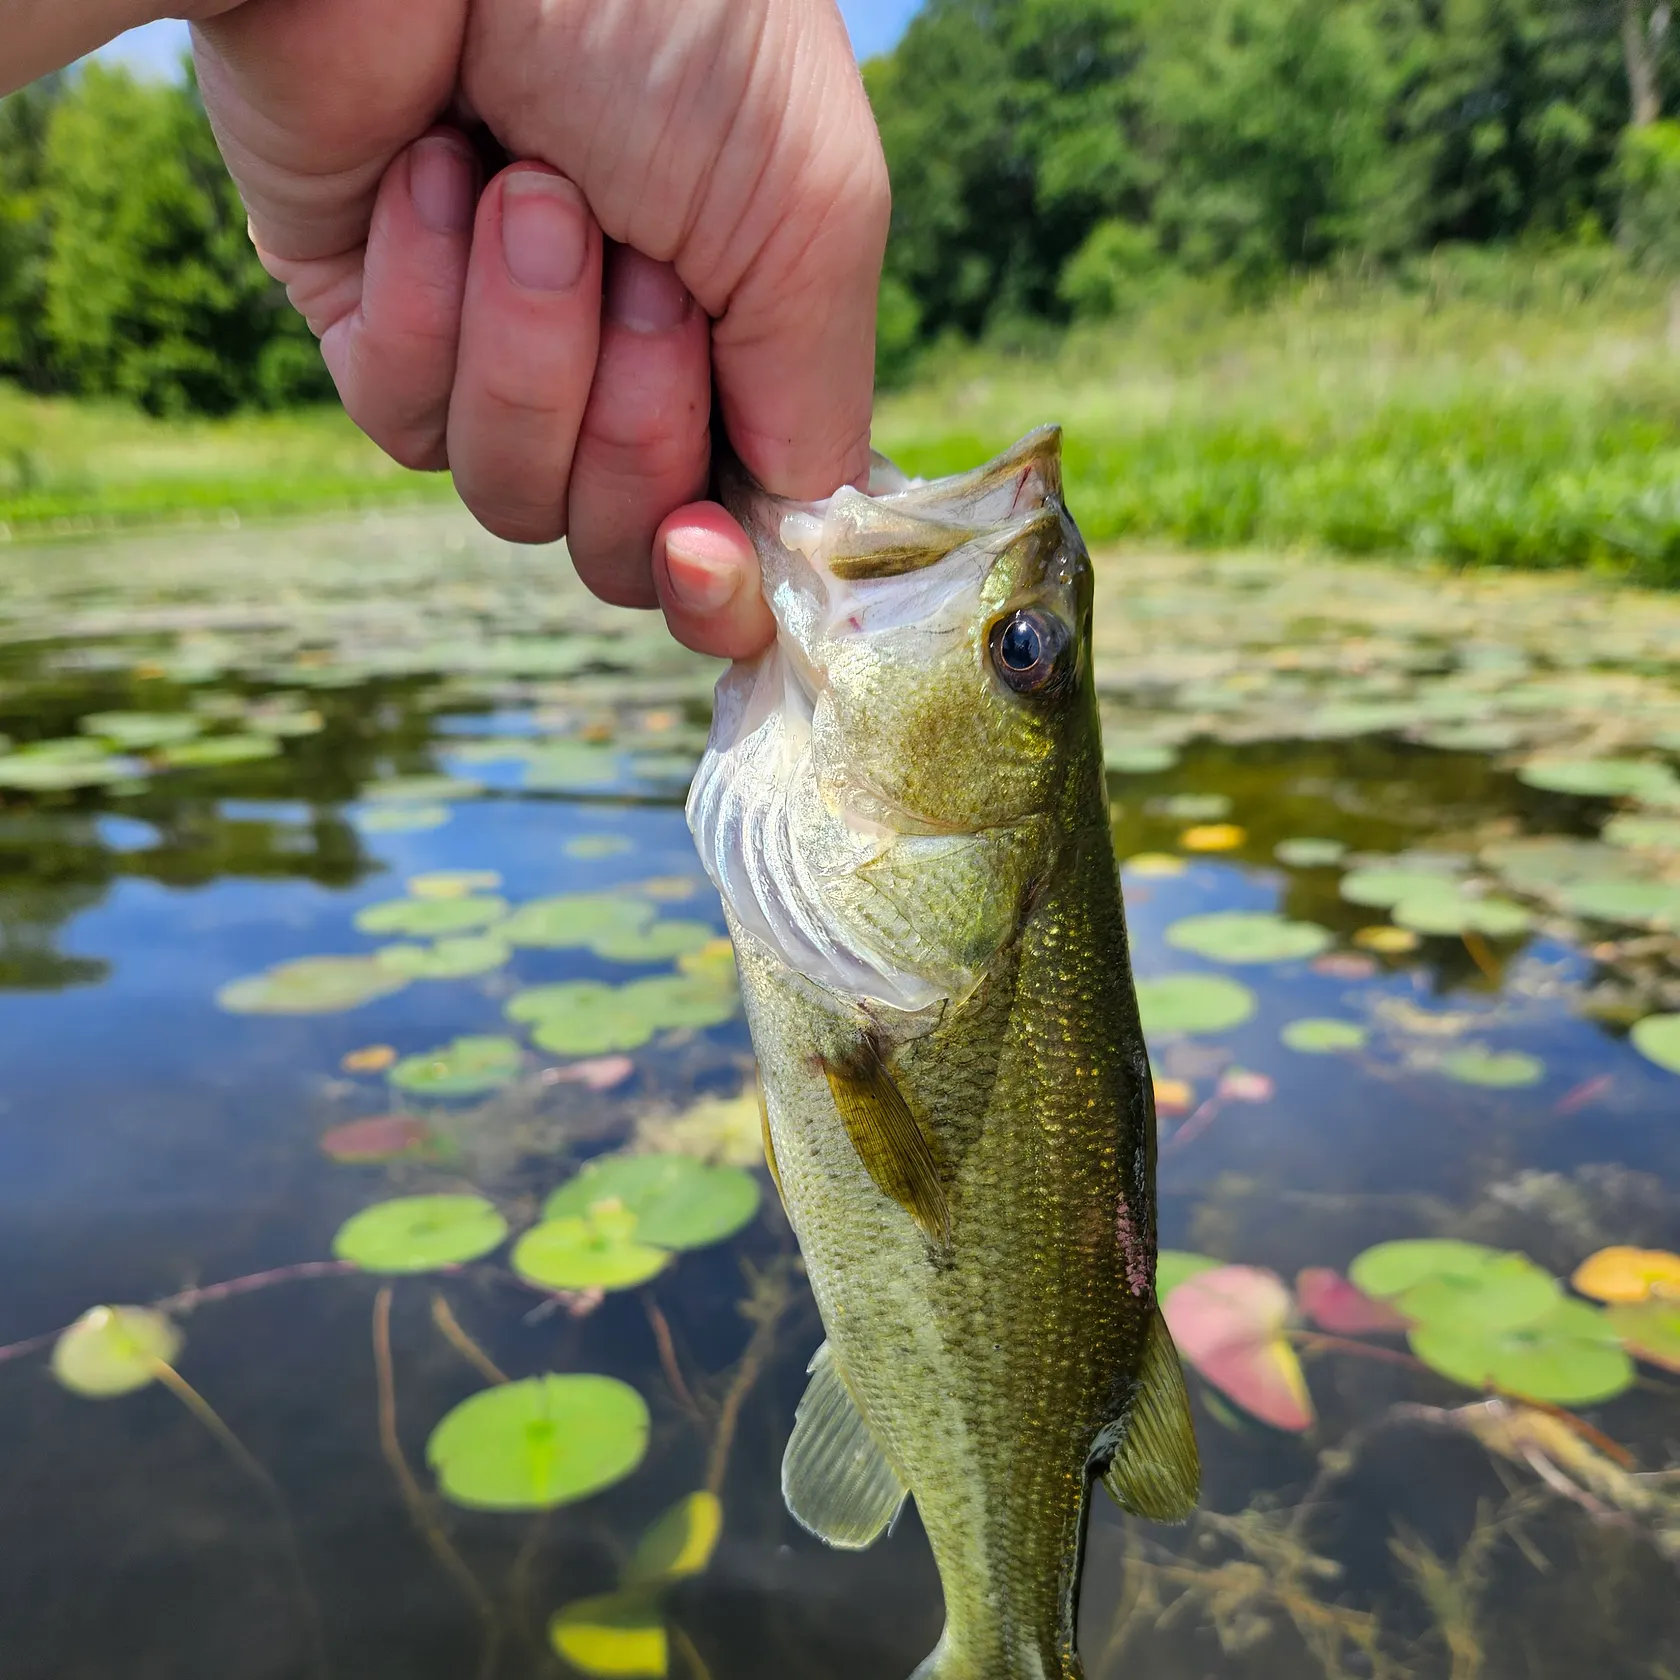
[1102,1306,1201,1522]
[822,1042,950,1245]
[783,1341,907,1549]
[822,490,981,581]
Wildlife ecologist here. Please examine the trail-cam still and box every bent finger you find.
[447,163,603,544]
[565,247,712,610]
[653,503,775,661]
[311,129,477,471]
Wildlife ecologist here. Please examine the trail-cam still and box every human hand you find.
[189,0,890,659]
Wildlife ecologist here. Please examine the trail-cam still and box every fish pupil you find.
[1001,617,1043,670]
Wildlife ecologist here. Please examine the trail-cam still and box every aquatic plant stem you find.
[704,1260,797,1498]
[0,1259,358,1369]
[148,1358,331,1680]
[1289,1330,1425,1370]
[371,1286,502,1680]
[671,1624,715,1680]
[1461,930,1501,984]
[642,1294,703,1419]
[430,1292,509,1385]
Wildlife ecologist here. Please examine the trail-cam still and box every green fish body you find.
[688,430,1198,1680]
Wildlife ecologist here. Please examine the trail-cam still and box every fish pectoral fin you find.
[757,1083,788,1215]
[782,1341,908,1550]
[821,1043,950,1245]
[1102,1306,1201,1523]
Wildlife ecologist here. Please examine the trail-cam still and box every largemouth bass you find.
[686,428,1199,1680]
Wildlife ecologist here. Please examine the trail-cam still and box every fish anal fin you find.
[821,1042,950,1245]
[783,1341,907,1549]
[1102,1306,1201,1523]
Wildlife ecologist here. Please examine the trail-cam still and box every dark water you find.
[1,514,1678,1680]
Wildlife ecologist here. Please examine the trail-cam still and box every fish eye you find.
[990,608,1072,696]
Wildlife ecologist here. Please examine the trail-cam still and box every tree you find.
[0,75,63,390]
[40,65,329,414]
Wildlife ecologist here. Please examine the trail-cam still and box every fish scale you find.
[692,429,1198,1680]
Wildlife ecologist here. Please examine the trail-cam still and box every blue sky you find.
[93,1,920,78]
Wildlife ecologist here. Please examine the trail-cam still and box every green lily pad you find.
[1340,868,1461,909]
[1439,1048,1545,1087]
[1391,893,1532,938]
[1517,758,1680,800]
[619,973,740,1031]
[1135,974,1256,1035]
[364,774,483,802]
[374,936,511,979]
[510,982,660,1056]
[566,835,633,859]
[1350,1240,1558,1331]
[498,894,657,949]
[354,895,509,937]
[51,1305,182,1397]
[246,704,323,737]
[1104,743,1177,773]
[513,1209,671,1291]
[624,1490,724,1587]
[1602,814,1680,852]
[521,743,623,790]
[0,750,134,789]
[1409,1298,1634,1404]
[590,920,718,964]
[408,870,503,899]
[1281,1018,1369,1053]
[1274,837,1346,868]
[427,1374,649,1512]
[1606,1299,1680,1372]
[333,1193,508,1273]
[1556,877,1680,929]
[628,750,699,784]
[389,1035,523,1096]
[1157,1250,1223,1300]
[356,804,451,833]
[549,1590,666,1678]
[544,1154,761,1251]
[157,733,281,768]
[1157,793,1233,821]
[217,955,409,1014]
[1164,911,1332,964]
[1631,1013,1680,1075]
[79,711,202,749]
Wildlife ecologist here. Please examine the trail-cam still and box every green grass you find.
[0,389,451,539]
[874,256,1680,582]
[8,252,1680,579]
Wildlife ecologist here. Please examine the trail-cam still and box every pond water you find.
[1,511,1679,1680]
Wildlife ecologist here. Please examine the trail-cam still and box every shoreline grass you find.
[8,256,1680,579]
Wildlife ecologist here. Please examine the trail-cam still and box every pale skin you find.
[3,0,891,660]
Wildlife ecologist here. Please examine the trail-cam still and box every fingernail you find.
[409,136,475,235]
[501,171,588,292]
[664,538,742,615]
[606,247,692,333]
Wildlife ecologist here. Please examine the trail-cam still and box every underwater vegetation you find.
[0,511,1678,1675]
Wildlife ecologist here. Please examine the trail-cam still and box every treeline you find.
[866,0,1680,362]
[0,66,329,415]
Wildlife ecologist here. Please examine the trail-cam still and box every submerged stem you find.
[430,1292,509,1386]
[705,1259,797,1498]
[642,1293,703,1419]
[148,1358,331,1680]
[372,1286,502,1680]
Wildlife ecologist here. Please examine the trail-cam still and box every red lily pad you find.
[1162,1264,1315,1432]
[320,1115,432,1163]
[1296,1267,1408,1335]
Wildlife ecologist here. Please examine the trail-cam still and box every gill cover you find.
[686,430,1082,1013]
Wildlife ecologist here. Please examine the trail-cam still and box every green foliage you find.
[869,0,1664,340]
[1617,119,1680,271]
[1,66,331,415]
[39,67,328,415]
